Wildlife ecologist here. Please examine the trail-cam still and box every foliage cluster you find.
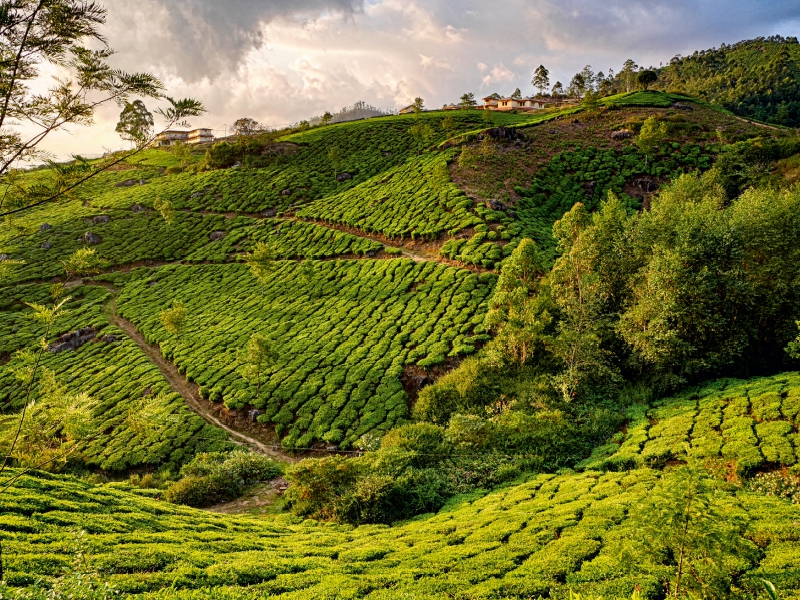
[286,409,621,524]
[664,38,800,126]
[165,451,282,507]
[463,174,800,409]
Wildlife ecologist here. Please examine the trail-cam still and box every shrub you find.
[165,451,282,508]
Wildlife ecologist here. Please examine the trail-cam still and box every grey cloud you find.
[108,0,364,81]
[525,0,800,62]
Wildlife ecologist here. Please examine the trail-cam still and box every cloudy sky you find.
[39,0,800,157]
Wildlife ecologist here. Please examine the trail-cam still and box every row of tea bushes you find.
[296,154,483,240]
[116,260,496,449]
[579,372,800,475]
[0,198,384,285]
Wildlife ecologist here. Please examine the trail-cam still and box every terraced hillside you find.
[1,80,800,600]
[0,92,791,462]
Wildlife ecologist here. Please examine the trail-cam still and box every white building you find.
[156,129,214,146]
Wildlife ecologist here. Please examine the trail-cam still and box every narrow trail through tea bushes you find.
[95,283,292,461]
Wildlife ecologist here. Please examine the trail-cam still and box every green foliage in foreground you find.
[580,372,800,476]
[116,260,496,448]
[285,408,622,524]
[1,465,798,598]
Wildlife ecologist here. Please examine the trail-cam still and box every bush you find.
[165,451,282,508]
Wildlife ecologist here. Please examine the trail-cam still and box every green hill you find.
[2,88,800,598]
[661,36,800,126]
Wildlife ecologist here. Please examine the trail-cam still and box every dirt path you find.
[97,285,293,462]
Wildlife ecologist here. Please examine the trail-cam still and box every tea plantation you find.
[296,153,483,240]
[580,373,800,475]
[1,456,798,598]
[0,285,231,471]
[0,205,382,285]
[115,260,496,449]
[2,89,800,598]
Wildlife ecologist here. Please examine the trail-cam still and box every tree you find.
[637,70,658,90]
[2,368,93,471]
[441,116,456,132]
[0,1,205,218]
[484,239,550,366]
[511,88,522,100]
[568,73,587,97]
[459,93,477,110]
[481,109,494,125]
[623,460,757,598]
[408,122,434,148]
[238,334,278,401]
[233,117,260,136]
[245,241,277,294]
[298,120,310,137]
[170,141,193,169]
[60,247,101,281]
[581,90,601,112]
[160,300,187,340]
[153,197,175,224]
[115,100,154,147]
[579,65,596,93]
[636,116,668,158]
[531,65,550,96]
[547,201,623,402]
[0,296,70,484]
[552,81,565,98]
[327,146,343,173]
[480,135,496,159]
[620,59,640,92]
[320,111,333,126]
[412,97,424,117]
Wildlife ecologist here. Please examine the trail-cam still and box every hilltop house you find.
[156,128,214,146]
[188,128,214,144]
[482,96,550,111]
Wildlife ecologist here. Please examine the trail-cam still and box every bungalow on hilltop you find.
[483,96,552,111]
[156,128,214,146]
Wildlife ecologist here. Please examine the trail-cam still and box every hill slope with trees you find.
[2,27,800,597]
